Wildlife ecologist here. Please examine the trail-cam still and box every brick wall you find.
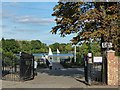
[118,56,120,86]
[107,50,118,86]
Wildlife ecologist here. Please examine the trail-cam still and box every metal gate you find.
[91,62,103,84]
[2,53,20,81]
[2,52,34,81]
[84,55,106,85]
[91,56,107,85]
[20,52,34,81]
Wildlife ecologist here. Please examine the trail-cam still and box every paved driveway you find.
[2,62,118,88]
[2,62,86,88]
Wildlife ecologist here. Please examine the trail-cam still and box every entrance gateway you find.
[2,52,34,81]
[20,52,34,80]
[84,52,104,85]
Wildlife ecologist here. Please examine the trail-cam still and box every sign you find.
[93,57,102,63]
[102,42,112,48]
[87,53,92,57]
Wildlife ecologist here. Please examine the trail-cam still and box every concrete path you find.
[52,62,64,69]
[2,62,86,88]
[37,62,84,78]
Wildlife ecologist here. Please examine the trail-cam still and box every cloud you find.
[15,16,55,25]
[14,28,40,33]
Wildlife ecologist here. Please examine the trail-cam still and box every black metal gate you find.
[2,52,34,81]
[2,53,20,81]
[20,52,34,81]
[91,62,103,85]
[84,55,104,85]
[91,56,107,85]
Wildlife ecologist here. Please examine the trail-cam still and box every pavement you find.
[2,62,119,89]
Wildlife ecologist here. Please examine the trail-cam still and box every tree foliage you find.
[1,38,101,65]
[51,2,120,55]
[49,42,73,53]
[1,38,48,54]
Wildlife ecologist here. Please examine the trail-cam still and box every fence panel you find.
[2,55,20,81]
[91,62,102,85]
[2,52,34,81]
[20,52,34,81]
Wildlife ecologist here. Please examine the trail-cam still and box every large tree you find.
[51,2,120,55]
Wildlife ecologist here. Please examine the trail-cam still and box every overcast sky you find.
[1,2,74,45]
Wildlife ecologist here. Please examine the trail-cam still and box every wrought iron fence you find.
[2,52,34,81]
[84,56,105,85]
[91,62,103,85]
[19,52,34,81]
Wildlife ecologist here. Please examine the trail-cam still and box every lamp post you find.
[74,45,76,63]
[73,33,77,63]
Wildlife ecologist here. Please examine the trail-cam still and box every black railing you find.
[20,52,34,81]
[2,52,34,81]
[84,56,104,85]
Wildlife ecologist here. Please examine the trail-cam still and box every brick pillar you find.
[118,57,120,85]
[107,50,118,86]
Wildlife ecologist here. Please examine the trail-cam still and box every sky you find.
[1,2,74,45]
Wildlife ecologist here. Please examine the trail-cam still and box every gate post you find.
[83,54,88,83]
[87,52,93,85]
[107,50,118,86]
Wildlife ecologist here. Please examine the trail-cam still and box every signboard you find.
[93,57,102,63]
[87,53,92,57]
[102,42,112,48]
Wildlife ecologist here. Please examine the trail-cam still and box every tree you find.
[1,39,48,54]
[49,42,60,52]
[2,38,20,53]
[65,43,72,52]
[58,43,66,52]
[51,2,119,55]
[31,40,41,50]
